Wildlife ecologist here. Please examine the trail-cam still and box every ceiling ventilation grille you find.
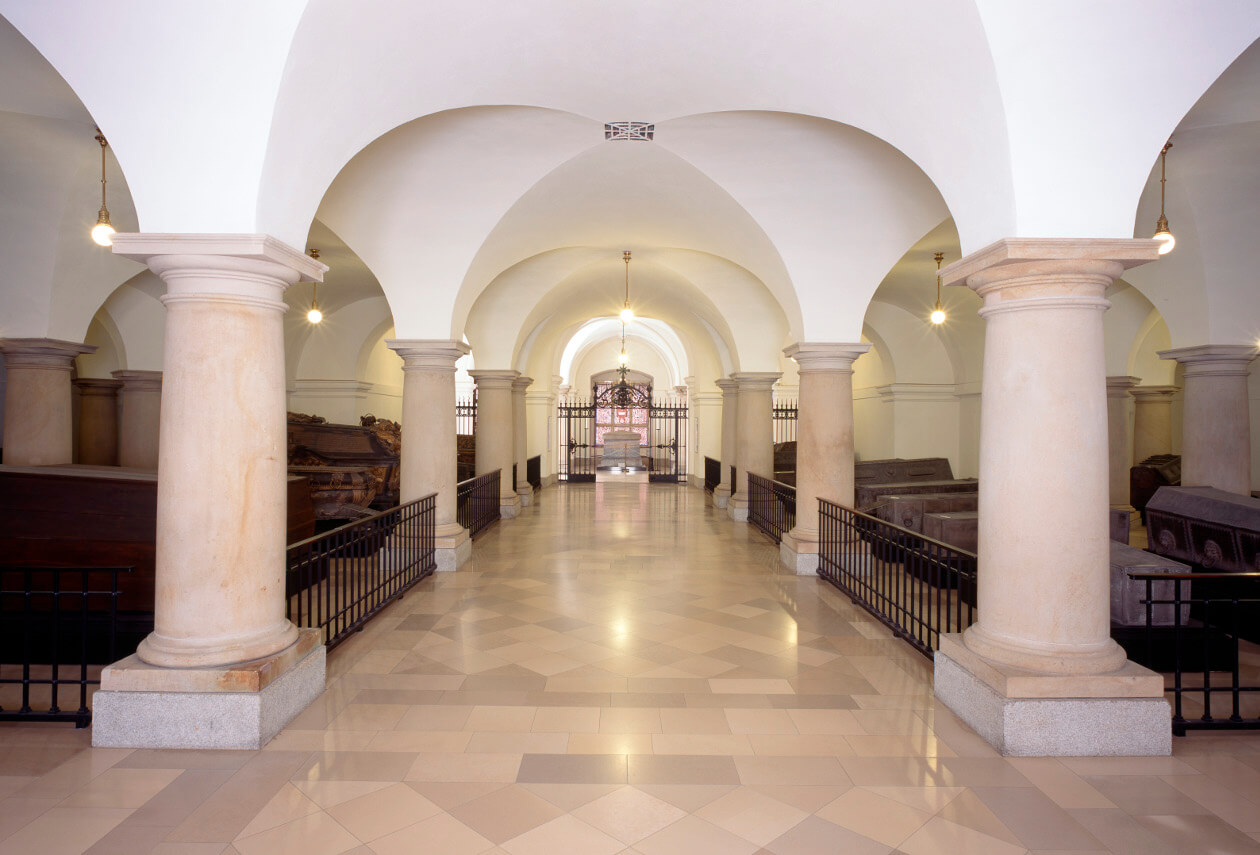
[604,122,654,141]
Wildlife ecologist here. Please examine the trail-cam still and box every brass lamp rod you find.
[95,130,108,209]
[1159,140,1172,219]
[934,251,944,310]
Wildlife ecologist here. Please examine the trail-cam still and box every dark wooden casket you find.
[1131,454,1180,521]
[856,478,978,511]
[457,434,476,482]
[855,457,954,486]
[923,511,979,553]
[872,492,978,533]
[288,415,400,518]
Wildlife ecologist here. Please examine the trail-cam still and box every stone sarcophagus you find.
[1146,486,1260,573]
[922,511,978,553]
[854,457,955,485]
[1109,541,1191,627]
[856,478,978,511]
[1131,454,1180,521]
[872,492,979,533]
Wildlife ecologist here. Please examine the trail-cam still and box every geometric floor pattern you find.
[3,481,1260,854]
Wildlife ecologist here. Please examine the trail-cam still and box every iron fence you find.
[456,393,477,436]
[458,469,501,539]
[527,455,542,490]
[773,399,798,444]
[1133,571,1260,735]
[748,472,796,544]
[286,494,435,650]
[0,566,131,727]
[818,499,976,658]
[704,456,721,494]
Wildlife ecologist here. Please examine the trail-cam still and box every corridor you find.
[4,483,1260,854]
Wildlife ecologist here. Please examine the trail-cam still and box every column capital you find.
[74,378,124,396]
[1105,375,1142,397]
[469,369,520,390]
[387,339,470,371]
[112,233,326,281]
[714,378,738,395]
[730,371,782,392]
[112,369,163,390]
[512,375,535,393]
[1129,384,1179,401]
[1158,344,1258,377]
[0,338,95,368]
[784,342,870,372]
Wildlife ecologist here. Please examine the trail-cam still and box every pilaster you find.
[74,377,123,466]
[112,370,162,469]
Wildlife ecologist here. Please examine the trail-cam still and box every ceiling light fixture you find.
[1152,140,1175,255]
[90,130,115,247]
[929,252,946,325]
[306,248,323,324]
[619,250,634,323]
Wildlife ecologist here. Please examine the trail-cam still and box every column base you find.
[779,529,819,575]
[435,523,472,572]
[517,486,534,506]
[712,486,731,509]
[933,634,1170,756]
[500,492,522,519]
[92,629,326,750]
[727,495,748,521]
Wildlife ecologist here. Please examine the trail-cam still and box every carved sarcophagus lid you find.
[856,478,978,511]
[854,457,954,485]
[872,492,979,533]
[1146,486,1260,573]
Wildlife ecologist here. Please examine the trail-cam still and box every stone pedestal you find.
[471,369,521,518]
[94,233,328,749]
[780,343,869,574]
[1130,385,1178,464]
[112,370,163,469]
[388,339,472,571]
[933,238,1169,756]
[1105,376,1140,510]
[1158,345,1256,496]
[712,378,737,508]
[513,375,534,506]
[74,378,123,465]
[728,372,780,522]
[0,338,95,465]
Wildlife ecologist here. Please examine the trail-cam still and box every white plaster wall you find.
[571,339,669,398]
[77,318,122,379]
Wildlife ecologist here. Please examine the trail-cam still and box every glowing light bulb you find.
[620,306,634,324]
[1154,228,1175,255]
[91,220,115,247]
[307,307,323,324]
[618,350,629,366]
[930,308,946,325]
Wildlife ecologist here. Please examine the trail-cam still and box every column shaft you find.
[1105,376,1140,509]
[712,379,737,508]
[74,378,123,465]
[471,370,521,518]
[513,376,534,506]
[728,372,780,521]
[0,338,95,465]
[1130,385,1178,464]
[1159,346,1256,496]
[112,370,163,469]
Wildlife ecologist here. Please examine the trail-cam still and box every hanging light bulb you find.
[90,130,115,246]
[619,250,634,323]
[929,251,946,325]
[618,349,629,366]
[306,248,323,324]
[1152,140,1175,255]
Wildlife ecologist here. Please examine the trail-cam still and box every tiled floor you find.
[4,481,1260,854]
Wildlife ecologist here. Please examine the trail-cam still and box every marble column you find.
[712,378,738,508]
[92,234,327,750]
[513,375,534,506]
[74,378,123,465]
[470,369,521,518]
[0,338,95,465]
[388,339,472,572]
[779,343,869,574]
[727,372,781,522]
[1158,345,1257,496]
[112,370,163,469]
[1105,376,1140,510]
[932,238,1170,757]
[1130,385,1179,464]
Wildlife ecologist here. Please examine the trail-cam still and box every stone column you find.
[526,387,553,489]
[388,339,472,572]
[712,378,738,508]
[74,378,123,465]
[546,375,563,485]
[112,370,163,469]
[1130,385,1178,464]
[92,234,327,751]
[0,338,95,465]
[513,375,534,506]
[470,369,521,518]
[779,343,869,574]
[727,372,781,521]
[932,238,1169,757]
[1105,376,1140,510]
[1158,345,1257,496]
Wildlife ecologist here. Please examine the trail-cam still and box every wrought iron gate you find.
[648,397,688,483]
[557,398,596,482]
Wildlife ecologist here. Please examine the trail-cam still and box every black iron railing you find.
[0,566,131,727]
[748,472,796,544]
[818,500,976,658]
[286,495,435,650]
[458,469,501,539]
[527,455,541,490]
[456,394,477,436]
[704,457,721,494]
[1134,572,1260,736]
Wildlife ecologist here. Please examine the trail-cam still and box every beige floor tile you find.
[327,704,409,732]
[863,785,966,813]
[365,731,472,753]
[59,767,183,808]
[747,733,856,757]
[724,709,798,734]
[405,782,507,810]
[971,786,1104,851]
[234,810,361,855]
[634,814,760,855]
[294,780,394,809]
[518,782,622,811]
[236,782,322,839]
[734,755,851,786]
[784,708,864,735]
[898,816,1028,855]
[465,706,538,733]
[1005,758,1115,810]
[0,806,133,855]
[296,752,419,783]
[466,732,569,754]
[763,815,889,855]
[393,705,473,731]
[515,753,627,784]
[567,733,654,755]
[405,753,522,783]
[448,785,564,844]
[936,789,1023,846]
[326,782,442,842]
[709,679,794,694]
[599,708,662,733]
[531,706,600,733]
[695,786,808,846]
[499,814,623,855]
[814,787,932,847]
[368,811,495,855]
[571,785,687,844]
[657,708,730,733]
